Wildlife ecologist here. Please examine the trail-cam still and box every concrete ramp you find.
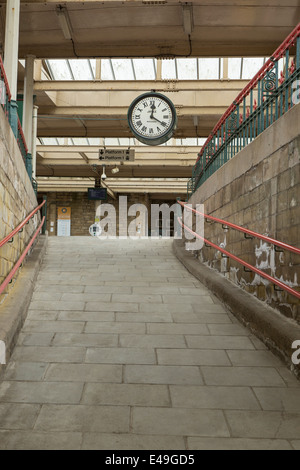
[0,237,299,450]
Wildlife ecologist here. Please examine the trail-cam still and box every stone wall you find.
[188,103,300,322]
[0,107,39,300]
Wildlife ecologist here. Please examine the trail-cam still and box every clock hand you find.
[151,115,164,125]
[150,103,156,119]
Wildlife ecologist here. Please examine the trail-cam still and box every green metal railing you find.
[17,116,28,167]
[188,23,300,199]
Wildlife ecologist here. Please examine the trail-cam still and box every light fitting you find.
[56,6,73,40]
[111,166,120,174]
[182,4,194,35]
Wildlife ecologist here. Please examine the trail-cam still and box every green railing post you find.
[25,153,32,181]
[296,36,300,70]
[32,178,38,197]
[8,99,18,138]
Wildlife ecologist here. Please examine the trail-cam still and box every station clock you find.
[127,92,177,146]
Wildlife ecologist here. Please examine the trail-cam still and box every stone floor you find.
[0,237,299,450]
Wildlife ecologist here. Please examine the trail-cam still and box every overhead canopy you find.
[1,0,299,59]
[8,0,299,197]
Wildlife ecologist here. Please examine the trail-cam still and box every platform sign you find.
[57,207,71,236]
[99,148,135,161]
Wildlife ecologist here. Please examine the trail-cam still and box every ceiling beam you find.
[34,80,249,92]
[36,177,189,196]
[79,152,89,163]
[34,80,251,138]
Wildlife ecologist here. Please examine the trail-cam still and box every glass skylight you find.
[198,58,220,80]
[177,59,198,80]
[71,137,90,145]
[47,60,73,80]
[111,59,135,80]
[242,58,265,79]
[161,60,177,79]
[38,137,206,147]
[68,59,94,80]
[39,137,61,145]
[87,138,102,145]
[101,60,115,80]
[132,59,156,80]
[45,57,269,82]
[228,58,242,79]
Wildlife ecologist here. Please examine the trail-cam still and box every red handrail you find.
[0,200,46,249]
[196,23,300,163]
[178,217,300,300]
[178,201,300,256]
[0,217,45,295]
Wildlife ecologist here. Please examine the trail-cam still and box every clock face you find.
[127,92,177,145]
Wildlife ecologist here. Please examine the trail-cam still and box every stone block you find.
[132,407,230,437]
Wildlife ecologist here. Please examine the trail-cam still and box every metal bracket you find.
[204,242,211,247]
[274,245,284,253]
[243,266,252,272]
[8,237,13,243]
[274,284,283,292]
[244,233,254,239]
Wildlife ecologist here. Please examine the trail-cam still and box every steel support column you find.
[22,54,35,154]
[31,105,38,179]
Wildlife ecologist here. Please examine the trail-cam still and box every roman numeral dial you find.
[128,92,177,146]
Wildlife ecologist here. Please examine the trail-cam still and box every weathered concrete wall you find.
[188,103,300,322]
[0,106,39,299]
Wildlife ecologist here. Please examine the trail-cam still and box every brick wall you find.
[188,103,300,322]
[0,107,39,299]
[42,191,177,238]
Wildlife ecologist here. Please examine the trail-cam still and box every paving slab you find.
[170,385,260,410]
[34,404,130,433]
[44,363,122,383]
[124,365,203,385]
[132,407,230,437]
[186,437,293,450]
[0,237,299,450]
[81,383,170,406]
[225,410,300,439]
[0,431,82,450]
[3,362,48,381]
[81,433,185,450]
[0,381,84,404]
